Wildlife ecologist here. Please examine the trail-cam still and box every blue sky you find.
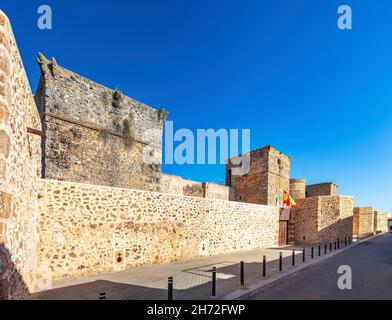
[2,0,392,211]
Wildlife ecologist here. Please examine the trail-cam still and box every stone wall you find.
[160,174,199,196]
[0,10,42,299]
[227,145,291,206]
[353,207,374,236]
[293,196,353,245]
[290,179,306,200]
[35,54,167,191]
[37,179,280,281]
[374,211,388,233]
[204,182,231,201]
[306,182,338,197]
[161,174,231,200]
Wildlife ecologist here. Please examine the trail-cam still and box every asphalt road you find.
[243,233,392,300]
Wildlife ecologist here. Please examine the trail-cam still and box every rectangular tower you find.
[35,53,168,191]
[226,145,291,206]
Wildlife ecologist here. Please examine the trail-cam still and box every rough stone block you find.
[0,13,7,27]
[0,159,5,179]
[0,222,4,244]
[0,59,10,76]
[0,130,10,157]
[0,192,12,219]
[0,102,7,122]
[0,33,7,49]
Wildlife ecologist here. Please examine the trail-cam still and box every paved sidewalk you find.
[31,240,354,300]
[241,233,392,300]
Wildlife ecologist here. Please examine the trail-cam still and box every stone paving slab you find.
[30,241,357,300]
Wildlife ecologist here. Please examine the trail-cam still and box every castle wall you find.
[37,179,279,281]
[293,196,353,245]
[41,115,162,191]
[0,11,42,299]
[306,182,338,197]
[160,174,199,195]
[293,197,319,244]
[337,196,354,242]
[353,207,374,236]
[35,55,167,191]
[374,211,388,233]
[204,182,231,201]
[160,174,231,200]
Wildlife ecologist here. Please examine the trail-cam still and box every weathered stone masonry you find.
[293,196,353,245]
[37,179,280,280]
[35,54,168,192]
[161,173,232,200]
[0,10,42,299]
[226,145,291,206]
[306,182,338,197]
[374,210,388,233]
[0,9,389,299]
[353,207,374,237]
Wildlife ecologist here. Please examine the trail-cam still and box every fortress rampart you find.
[37,179,279,280]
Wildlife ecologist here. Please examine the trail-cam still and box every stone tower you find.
[289,178,306,200]
[35,53,168,191]
[226,145,291,206]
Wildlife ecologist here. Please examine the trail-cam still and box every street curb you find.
[220,233,384,300]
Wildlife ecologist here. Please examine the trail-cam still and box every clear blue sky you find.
[2,0,392,212]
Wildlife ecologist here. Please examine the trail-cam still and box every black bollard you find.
[262,255,266,277]
[345,237,347,246]
[292,249,295,266]
[279,252,282,271]
[99,292,106,300]
[334,242,337,250]
[240,261,245,286]
[168,277,173,300]
[318,245,321,256]
[324,243,327,254]
[211,267,216,297]
[302,248,305,262]
[311,247,314,259]
[337,239,340,249]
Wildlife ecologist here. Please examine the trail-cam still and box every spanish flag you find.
[283,190,297,208]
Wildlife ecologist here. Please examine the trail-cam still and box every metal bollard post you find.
[240,261,245,286]
[334,242,337,250]
[211,267,216,297]
[292,249,295,266]
[324,244,327,255]
[311,247,314,259]
[168,277,173,300]
[99,292,106,300]
[302,248,305,262]
[262,255,266,277]
[318,245,321,256]
[337,239,340,249]
[345,237,347,246]
[279,252,282,271]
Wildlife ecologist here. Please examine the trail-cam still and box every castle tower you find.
[290,178,306,200]
[35,53,168,191]
[226,145,291,206]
